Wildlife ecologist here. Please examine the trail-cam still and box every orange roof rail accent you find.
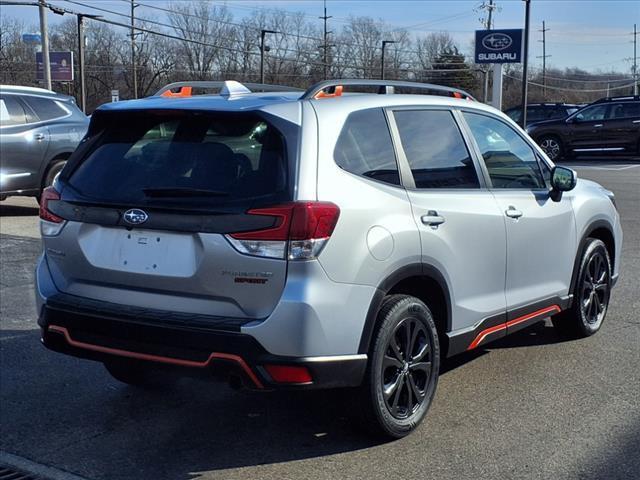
[161,86,193,98]
[314,85,343,99]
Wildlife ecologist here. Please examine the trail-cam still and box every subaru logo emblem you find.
[123,208,148,225]
[482,33,513,51]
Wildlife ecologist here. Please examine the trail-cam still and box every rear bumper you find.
[38,296,367,390]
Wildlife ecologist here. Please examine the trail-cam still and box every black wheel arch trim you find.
[357,262,452,354]
[569,219,615,301]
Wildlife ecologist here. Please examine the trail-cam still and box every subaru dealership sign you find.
[475,29,523,64]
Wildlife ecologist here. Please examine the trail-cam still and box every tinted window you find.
[608,102,640,119]
[463,112,546,189]
[334,108,400,186]
[505,108,521,123]
[67,111,289,209]
[23,96,67,121]
[0,95,28,126]
[394,110,479,188]
[574,105,607,122]
[527,106,547,122]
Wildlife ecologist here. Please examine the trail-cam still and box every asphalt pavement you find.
[1,161,639,480]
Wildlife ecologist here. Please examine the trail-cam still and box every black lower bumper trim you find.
[39,301,367,390]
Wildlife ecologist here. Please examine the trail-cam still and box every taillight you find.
[39,186,66,236]
[226,201,340,260]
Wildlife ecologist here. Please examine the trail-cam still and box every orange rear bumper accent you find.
[47,325,264,389]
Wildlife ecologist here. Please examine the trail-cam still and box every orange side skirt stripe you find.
[467,305,561,351]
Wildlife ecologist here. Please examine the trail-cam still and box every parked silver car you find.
[0,85,89,201]
[35,80,622,438]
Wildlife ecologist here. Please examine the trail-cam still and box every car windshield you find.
[65,110,290,210]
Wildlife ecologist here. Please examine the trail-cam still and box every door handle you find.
[421,210,445,226]
[34,133,45,141]
[593,124,603,128]
[633,119,640,124]
[505,206,523,219]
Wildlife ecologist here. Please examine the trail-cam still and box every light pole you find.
[381,40,396,80]
[130,1,139,99]
[38,0,52,90]
[76,13,99,113]
[520,0,531,128]
[260,29,278,84]
[77,15,86,112]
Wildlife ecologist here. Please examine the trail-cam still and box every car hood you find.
[527,118,568,130]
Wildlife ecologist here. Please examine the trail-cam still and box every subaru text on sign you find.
[475,29,523,64]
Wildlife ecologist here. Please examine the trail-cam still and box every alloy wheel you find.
[381,317,433,419]
[580,251,610,326]
[540,138,561,160]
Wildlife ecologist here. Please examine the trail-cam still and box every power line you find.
[505,74,636,93]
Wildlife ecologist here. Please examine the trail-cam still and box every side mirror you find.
[550,166,577,201]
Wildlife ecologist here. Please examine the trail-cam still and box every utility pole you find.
[479,0,497,102]
[537,21,551,99]
[520,0,531,128]
[319,0,333,79]
[260,29,277,84]
[381,40,396,80]
[130,1,138,99]
[77,15,86,112]
[38,0,52,90]
[634,23,638,96]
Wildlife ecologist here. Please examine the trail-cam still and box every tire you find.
[552,238,612,338]
[38,159,66,202]
[359,294,440,438]
[104,359,154,386]
[538,135,564,162]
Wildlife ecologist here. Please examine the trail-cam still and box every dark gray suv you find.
[0,85,89,201]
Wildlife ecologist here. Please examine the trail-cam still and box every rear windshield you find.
[65,110,289,209]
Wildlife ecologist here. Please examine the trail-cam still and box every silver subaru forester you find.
[35,80,622,437]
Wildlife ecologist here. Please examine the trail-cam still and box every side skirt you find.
[446,296,571,357]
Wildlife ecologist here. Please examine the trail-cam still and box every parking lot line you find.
[0,451,90,480]
[562,164,640,171]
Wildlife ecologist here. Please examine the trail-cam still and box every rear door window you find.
[22,96,68,121]
[608,102,640,119]
[66,111,289,209]
[333,108,401,186]
[393,109,479,188]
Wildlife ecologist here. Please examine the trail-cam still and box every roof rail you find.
[154,80,303,98]
[593,95,640,103]
[301,79,476,101]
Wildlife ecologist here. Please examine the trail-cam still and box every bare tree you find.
[167,1,235,80]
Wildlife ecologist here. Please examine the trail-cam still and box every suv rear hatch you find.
[42,107,298,321]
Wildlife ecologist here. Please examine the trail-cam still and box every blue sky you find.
[2,0,638,73]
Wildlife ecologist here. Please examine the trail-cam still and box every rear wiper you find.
[142,187,229,197]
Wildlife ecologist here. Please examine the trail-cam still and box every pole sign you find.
[475,29,523,64]
[111,90,120,102]
[36,51,74,82]
[22,33,41,44]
